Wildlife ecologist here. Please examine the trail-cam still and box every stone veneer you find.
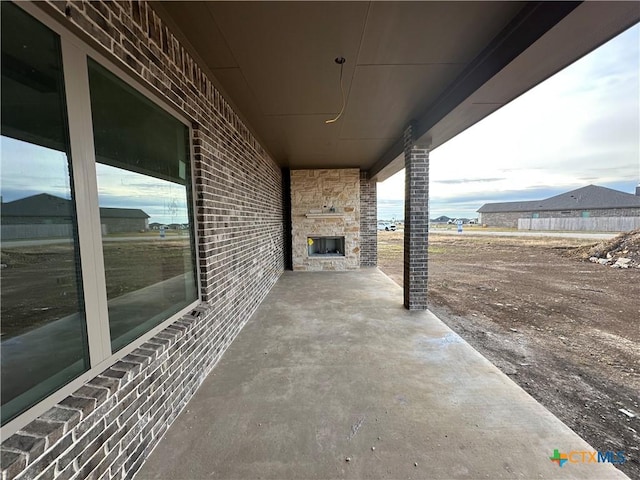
[291,169,360,271]
[1,2,283,480]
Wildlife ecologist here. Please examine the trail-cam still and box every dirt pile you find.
[568,228,640,268]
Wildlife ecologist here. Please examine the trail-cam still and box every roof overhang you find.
[153,1,639,181]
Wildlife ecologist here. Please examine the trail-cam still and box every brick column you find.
[360,171,377,267]
[403,123,429,310]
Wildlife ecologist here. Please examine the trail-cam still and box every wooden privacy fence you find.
[518,217,640,232]
[1,224,74,240]
[1,224,111,240]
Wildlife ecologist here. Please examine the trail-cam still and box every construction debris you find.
[619,408,637,418]
[568,228,640,268]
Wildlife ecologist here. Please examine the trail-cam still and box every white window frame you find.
[2,2,202,438]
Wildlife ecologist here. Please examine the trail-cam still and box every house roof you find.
[2,193,150,219]
[478,185,640,213]
[99,207,150,219]
[153,2,639,181]
[1,193,73,217]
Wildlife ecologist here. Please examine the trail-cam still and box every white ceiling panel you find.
[358,2,525,65]
[152,1,639,173]
[339,64,465,140]
[208,1,368,115]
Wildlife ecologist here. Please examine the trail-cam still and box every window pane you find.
[1,3,88,425]
[88,60,198,352]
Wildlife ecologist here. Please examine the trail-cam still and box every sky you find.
[378,23,640,221]
[1,137,190,225]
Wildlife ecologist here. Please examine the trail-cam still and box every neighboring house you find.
[478,185,640,229]
[99,206,150,233]
[431,215,452,223]
[0,193,74,225]
[1,193,149,237]
[167,223,187,230]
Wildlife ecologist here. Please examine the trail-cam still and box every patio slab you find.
[136,269,628,479]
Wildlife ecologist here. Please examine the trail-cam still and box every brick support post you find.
[360,171,377,267]
[403,123,429,310]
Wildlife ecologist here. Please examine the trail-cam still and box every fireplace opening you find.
[308,236,345,257]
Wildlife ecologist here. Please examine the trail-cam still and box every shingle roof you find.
[1,193,73,217]
[477,200,544,213]
[99,207,150,219]
[478,185,640,213]
[431,215,452,222]
[2,193,149,219]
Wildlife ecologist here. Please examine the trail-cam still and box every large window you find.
[88,60,197,352]
[1,2,89,425]
[1,3,199,428]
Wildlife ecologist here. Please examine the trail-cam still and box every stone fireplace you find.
[308,236,345,257]
[291,169,360,271]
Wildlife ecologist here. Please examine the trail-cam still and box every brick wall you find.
[100,218,147,234]
[1,2,283,479]
[291,169,360,271]
[478,211,531,228]
[403,124,429,310]
[359,171,377,267]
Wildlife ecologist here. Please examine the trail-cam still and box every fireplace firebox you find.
[308,236,345,257]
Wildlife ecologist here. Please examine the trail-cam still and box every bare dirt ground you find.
[1,239,191,338]
[378,231,639,478]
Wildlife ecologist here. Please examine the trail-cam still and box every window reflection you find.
[96,164,196,350]
[1,0,88,425]
[88,60,197,352]
[1,141,88,422]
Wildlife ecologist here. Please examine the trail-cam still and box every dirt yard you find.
[1,238,192,338]
[378,231,639,478]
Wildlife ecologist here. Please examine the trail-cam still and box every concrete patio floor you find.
[136,269,628,480]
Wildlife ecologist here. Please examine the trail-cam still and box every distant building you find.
[451,217,471,224]
[1,193,74,225]
[431,215,452,223]
[1,193,150,238]
[99,206,150,233]
[477,185,640,230]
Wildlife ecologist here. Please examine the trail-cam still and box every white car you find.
[377,222,396,231]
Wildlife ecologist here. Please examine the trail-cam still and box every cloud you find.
[435,177,506,185]
[377,24,640,218]
[95,163,190,223]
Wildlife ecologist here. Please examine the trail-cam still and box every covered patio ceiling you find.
[153,1,639,181]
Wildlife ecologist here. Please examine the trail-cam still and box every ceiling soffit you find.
[155,1,532,170]
[154,2,639,177]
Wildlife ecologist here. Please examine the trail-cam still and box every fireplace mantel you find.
[305,212,345,219]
